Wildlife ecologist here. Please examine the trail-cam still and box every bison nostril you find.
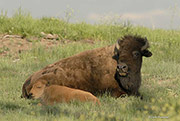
[117,65,127,69]
[117,65,121,69]
[122,65,127,69]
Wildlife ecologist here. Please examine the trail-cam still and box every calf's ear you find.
[39,79,49,86]
[142,50,152,57]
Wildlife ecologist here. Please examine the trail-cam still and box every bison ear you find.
[142,50,152,57]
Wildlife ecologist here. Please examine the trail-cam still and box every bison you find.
[28,79,101,105]
[21,35,152,99]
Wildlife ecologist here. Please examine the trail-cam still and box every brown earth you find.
[0,34,94,57]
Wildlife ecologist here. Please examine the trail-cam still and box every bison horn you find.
[114,39,123,56]
[115,39,124,50]
[141,37,150,51]
[115,41,120,50]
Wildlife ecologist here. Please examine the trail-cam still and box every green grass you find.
[0,11,180,121]
[0,10,133,41]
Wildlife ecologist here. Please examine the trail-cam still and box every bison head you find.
[113,35,152,97]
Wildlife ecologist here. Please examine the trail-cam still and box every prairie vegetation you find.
[0,11,180,121]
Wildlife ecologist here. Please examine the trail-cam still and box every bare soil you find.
[0,34,94,57]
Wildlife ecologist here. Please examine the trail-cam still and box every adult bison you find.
[21,35,152,99]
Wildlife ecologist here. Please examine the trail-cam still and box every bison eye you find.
[132,51,140,59]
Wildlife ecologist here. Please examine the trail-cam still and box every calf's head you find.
[28,79,48,99]
[113,35,152,96]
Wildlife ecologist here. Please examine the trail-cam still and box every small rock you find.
[40,32,59,40]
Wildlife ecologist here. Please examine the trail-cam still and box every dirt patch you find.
[0,34,94,57]
[0,34,60,57]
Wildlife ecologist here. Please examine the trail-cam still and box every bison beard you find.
[114,71,142,98]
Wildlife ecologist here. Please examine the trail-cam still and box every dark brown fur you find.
[114,36,152,97]
[22,35,152,99]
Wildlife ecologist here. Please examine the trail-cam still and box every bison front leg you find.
[111,88,143,100]
[111,88,127,98]
[134,91,143,100]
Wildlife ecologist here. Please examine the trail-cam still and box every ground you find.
[0,28,180,121]
[0,34,61,57]
[0,34,94,57]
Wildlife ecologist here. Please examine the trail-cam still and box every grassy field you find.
[0,12,180,121]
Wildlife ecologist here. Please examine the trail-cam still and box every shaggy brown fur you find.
[22,35,152,99]
[29,80,100,105]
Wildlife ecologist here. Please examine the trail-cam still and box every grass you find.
[0,10,133,41]
[0,11,180,121]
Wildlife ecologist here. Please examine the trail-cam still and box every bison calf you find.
[29,79,101,105]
